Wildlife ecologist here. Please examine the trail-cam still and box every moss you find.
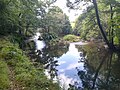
[0,37,60,90]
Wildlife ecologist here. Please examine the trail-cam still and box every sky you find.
[53,0,87,22]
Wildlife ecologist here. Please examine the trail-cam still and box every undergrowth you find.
[0,37,60,90]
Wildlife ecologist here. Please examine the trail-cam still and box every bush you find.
[63,34,80,42]
[42,33,58,41]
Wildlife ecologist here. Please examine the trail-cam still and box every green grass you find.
[0,37,60,90]
[0,60,10,90]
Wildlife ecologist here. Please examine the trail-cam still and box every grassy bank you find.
[0,37,60,90]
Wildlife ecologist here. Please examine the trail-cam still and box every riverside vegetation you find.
[0,0,120,90]
[0,37,60,90]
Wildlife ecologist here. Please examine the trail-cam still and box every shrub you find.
[63,34,80,42]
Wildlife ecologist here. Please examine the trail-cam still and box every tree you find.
[92,0,115,50]
[66,0,120,51]
[41,6,72,37]
[0,0,58,48]
[74,5,101,40]
[0,0,38,35]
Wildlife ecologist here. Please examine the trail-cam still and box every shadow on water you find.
[73,44,120,90]
[29,38,120,90]
[36,44,69,81]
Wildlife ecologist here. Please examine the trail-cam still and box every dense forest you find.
[0,0,120,90]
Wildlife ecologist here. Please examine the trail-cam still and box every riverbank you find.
[0,37,60,90]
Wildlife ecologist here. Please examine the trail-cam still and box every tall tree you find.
[0,0,58,48]
[92,0,115,49]
[66,0,120,50]
[42,6,72,37]
[74,5,101,40]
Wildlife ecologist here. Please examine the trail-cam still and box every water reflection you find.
[56,43,85,89]
[34,41,120,90]
[36,43,69,82]
[35,42,86,89]
[73,44,120,90]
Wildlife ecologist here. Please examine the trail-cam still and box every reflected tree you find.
[34,44,69,80]
[69,44,120,90]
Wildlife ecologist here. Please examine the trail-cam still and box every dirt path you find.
[8,66,23,90]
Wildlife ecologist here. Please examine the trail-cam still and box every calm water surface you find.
[34,39,120,90]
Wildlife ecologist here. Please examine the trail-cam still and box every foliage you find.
[0,0,61,48]
[114,15,120,45]
[0,0,72,48]
[0,60,9,89]
[42,6,72,37]
[63,34,80,42]
[42,32,58,41]
[68,0,120,49]
[114,36,119,45]
[0,38,60,90]
[0,0,38,35]
[74,5,101,40]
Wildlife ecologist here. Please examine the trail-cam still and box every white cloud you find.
[58,73,82,90]
[58,60,66,65]
[66,63,84,70]
[58,62,84,73]
[58,73,75,89]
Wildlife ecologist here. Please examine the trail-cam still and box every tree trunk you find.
[92,51,109,89]
[25,23,30,36]
[92,0,115,50]
[110,4,114,45]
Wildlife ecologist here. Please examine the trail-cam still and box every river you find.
[33,34,120,90]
